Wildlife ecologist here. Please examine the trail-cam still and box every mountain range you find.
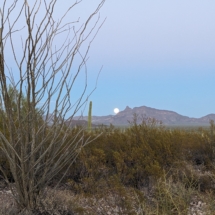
[73,105,215,127]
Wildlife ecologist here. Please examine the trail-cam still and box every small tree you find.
[0,0,105,212]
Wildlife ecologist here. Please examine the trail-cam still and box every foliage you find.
[64,117,215,195]
[1,111,215,213]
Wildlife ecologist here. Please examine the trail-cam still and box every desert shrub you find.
[2,113,215,213]
[67,175,143,215]
[38,120,215,196]
[68,118,190,190]
[153,176,195,215]
[1,115,214,187]
[179,128,215,169]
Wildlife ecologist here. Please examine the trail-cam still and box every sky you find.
[84,0,215,118]
[3,0,215,118]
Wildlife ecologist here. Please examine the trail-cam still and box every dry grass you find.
[1,123,215,214]
[0,177,215,215]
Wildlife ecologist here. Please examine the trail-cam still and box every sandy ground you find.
[0,183,212,215]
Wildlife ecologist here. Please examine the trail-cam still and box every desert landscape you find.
[0,0,215,214]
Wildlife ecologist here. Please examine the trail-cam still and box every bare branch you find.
[0,0,106,211]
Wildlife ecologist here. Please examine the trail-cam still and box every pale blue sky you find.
[3,0,215,118]
[84,0,215,117]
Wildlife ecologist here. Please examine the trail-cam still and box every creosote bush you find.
[1,117,215,214]
[66,117,215,194]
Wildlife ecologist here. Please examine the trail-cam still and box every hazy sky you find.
[3,0,215,118]
[84,0,215,117]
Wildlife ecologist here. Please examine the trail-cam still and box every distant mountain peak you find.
[73,105,215,126]
[124,106,132,111]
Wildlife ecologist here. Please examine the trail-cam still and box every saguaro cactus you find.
[88,101,92,131]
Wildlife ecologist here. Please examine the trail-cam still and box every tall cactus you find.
[88,101,92,131]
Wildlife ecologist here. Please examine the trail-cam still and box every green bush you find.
[67,119,196,190]
[1,116,215,195]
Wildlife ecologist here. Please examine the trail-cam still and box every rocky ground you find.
[0,183,214,215]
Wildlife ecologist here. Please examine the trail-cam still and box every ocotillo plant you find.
[88,101,92,131]
[0,0,105,212]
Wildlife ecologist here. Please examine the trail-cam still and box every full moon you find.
[114,108,120,114]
